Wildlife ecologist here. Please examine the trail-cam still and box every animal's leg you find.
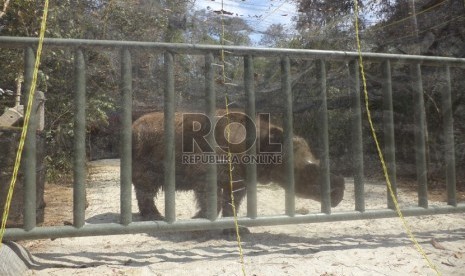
[134,184,164,221]
[192,186,223,219]
[221,184,250,235]
[221,183,246,217]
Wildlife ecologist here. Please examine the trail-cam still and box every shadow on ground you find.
[27,227,465,270]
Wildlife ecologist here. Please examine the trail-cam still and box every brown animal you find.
[132,110,345,220]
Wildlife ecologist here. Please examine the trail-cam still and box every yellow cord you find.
[219,1,246,275]
[224,97,246,276]
[0,0,49,245]
[353,1,441,275]
[368,0,447,32]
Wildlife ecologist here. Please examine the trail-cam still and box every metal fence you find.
[1,36,465,241]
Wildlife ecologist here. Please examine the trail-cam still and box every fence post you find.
[73,49,87,228]
[442,65,457,206]
[281,56,295,217]
[205,53,218,221]
[383,60,398,209]
[316,59,331,214]
[244,55,258,219]
[164,52,176,223]
[23,47,37,231]
[349,60,365,212]
[411,63,428,208]
[120,48,133,225]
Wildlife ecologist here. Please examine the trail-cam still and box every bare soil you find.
[19,159,465,276]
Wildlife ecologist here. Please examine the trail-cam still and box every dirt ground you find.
[18,159,465,276]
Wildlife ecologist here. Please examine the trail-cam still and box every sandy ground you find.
[18,159,465,276]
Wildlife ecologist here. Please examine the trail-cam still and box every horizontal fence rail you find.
[5,206,465,241]
[1,37,465,241]
[1,36,465,66]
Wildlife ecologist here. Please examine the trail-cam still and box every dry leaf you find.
[431,238,446,250]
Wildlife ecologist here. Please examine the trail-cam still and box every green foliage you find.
[0,1,149,180]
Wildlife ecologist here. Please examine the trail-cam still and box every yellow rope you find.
[224,97,246,275]
[219,1,246,275]
[353,1,441,275]
[382,14,465,45]
[367,0,447,33]
[0,0,49,245]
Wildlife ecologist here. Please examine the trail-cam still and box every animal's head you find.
[294,161,345,207]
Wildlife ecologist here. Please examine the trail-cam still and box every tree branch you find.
[0,0,10,19]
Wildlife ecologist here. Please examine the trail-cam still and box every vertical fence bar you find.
[411,63,428,208]
[23,47,36,231]
[244,55,257,219]
[205,53,218,221]
[442,65,457,206]
[120,48,132,225]
[281,56,295,217]
[382,60,398,210]
[316,59,331,214]
[73,49,86,228]
[164,52,176,223]
[349,60,365,212]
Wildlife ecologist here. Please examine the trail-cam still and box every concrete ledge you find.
[0,242,34,276]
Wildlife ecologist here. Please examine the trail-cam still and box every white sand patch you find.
[21,159,465,276]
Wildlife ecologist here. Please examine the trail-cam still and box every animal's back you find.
[132,112,166,194]
[132,112,164,158]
